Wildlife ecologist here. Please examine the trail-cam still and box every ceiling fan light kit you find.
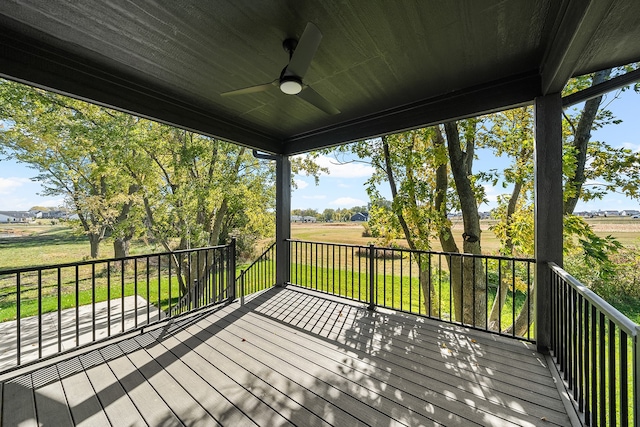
[221,22,339,115]
[279,76,303,94]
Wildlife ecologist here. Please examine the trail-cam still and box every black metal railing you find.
[549,263,639,426]
[0,243,234,373]
[288,239,536,340]
[237,242,276,301]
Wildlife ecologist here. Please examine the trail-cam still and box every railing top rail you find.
[287,239,536,262]
[0,243,231,276]
[549,262,639,336]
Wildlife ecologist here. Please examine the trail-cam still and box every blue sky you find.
[0,89,638,213]
[293,88,640,213]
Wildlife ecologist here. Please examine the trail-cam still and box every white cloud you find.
[482,184,501,202]
[621,142,640,152]
[294,179,309,189]
[337,183,350,188]
[330,197,366,207]
[312,155,374,178]
[0,177,30,195]
[303,195,326,200]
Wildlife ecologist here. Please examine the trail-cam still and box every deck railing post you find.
[368,244,375,310]
[228,238,237,302]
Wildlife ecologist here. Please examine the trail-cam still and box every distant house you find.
[42,210,70,219]
[350,212,369,222]
[291,215,317,223]
[0,211,35,223]
[621,210,640,216]
[603,210,620,217]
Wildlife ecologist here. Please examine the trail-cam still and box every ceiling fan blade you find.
[221,81,276,96]
[297,87,340,115]
[287,22,322,79]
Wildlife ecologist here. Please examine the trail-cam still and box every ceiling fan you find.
[221,22,340,115]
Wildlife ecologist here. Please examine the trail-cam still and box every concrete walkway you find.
[0,296,164,371]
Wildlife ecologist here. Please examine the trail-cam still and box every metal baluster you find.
[57,267,62,353]
[107,261,111,336]
[460,255,464,325]
[584,300,591,424]
[599,312,606,427]
[497,259,502,333]
[511,260,515,336]
[134,260,138,328]
[472,257,476,328]
[146,257,150,325]
[158,255,162,321]
[38,270,42,359]
[16,272,21,366]
[120,259,125,333]
[92,263,96,341]
[620,330,628,425]
[485,257,489,331]
[608,320,616,426]
[75,265,79,347]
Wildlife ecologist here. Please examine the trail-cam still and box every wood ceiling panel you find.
[0,0,638,154]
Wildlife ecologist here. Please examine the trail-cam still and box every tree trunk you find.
[504,181,522,253]
[487,181,522,330]
[564,68,611,214]
[113,237,130,259]
[88,234,101,259]
[443,121,487,327]
[433,127,461,319]
[504,286,534,337]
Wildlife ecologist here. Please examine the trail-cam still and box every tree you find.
[337,125,488,324]
[480,66,640,334]
[0,80,141,258]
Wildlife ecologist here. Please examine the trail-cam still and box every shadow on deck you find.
[0,286,574,426]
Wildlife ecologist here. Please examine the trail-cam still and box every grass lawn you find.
[2,219,639,325]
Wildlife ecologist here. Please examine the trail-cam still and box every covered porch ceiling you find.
[1,1,640,155]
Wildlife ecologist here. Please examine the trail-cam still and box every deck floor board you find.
[206,293,569,426]
[0,286,572,427]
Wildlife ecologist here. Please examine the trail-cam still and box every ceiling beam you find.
[541,0,615,95]
[0,22,283,154]
[283,72,541,155]
[562,68,640,107]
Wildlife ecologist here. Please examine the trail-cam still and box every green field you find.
[3,217,640,271]
[1,219,639,325]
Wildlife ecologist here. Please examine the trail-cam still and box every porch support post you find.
[275,154,291,287]
[534,93,563,353]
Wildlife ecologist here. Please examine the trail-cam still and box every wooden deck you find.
[0,286,574,426]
